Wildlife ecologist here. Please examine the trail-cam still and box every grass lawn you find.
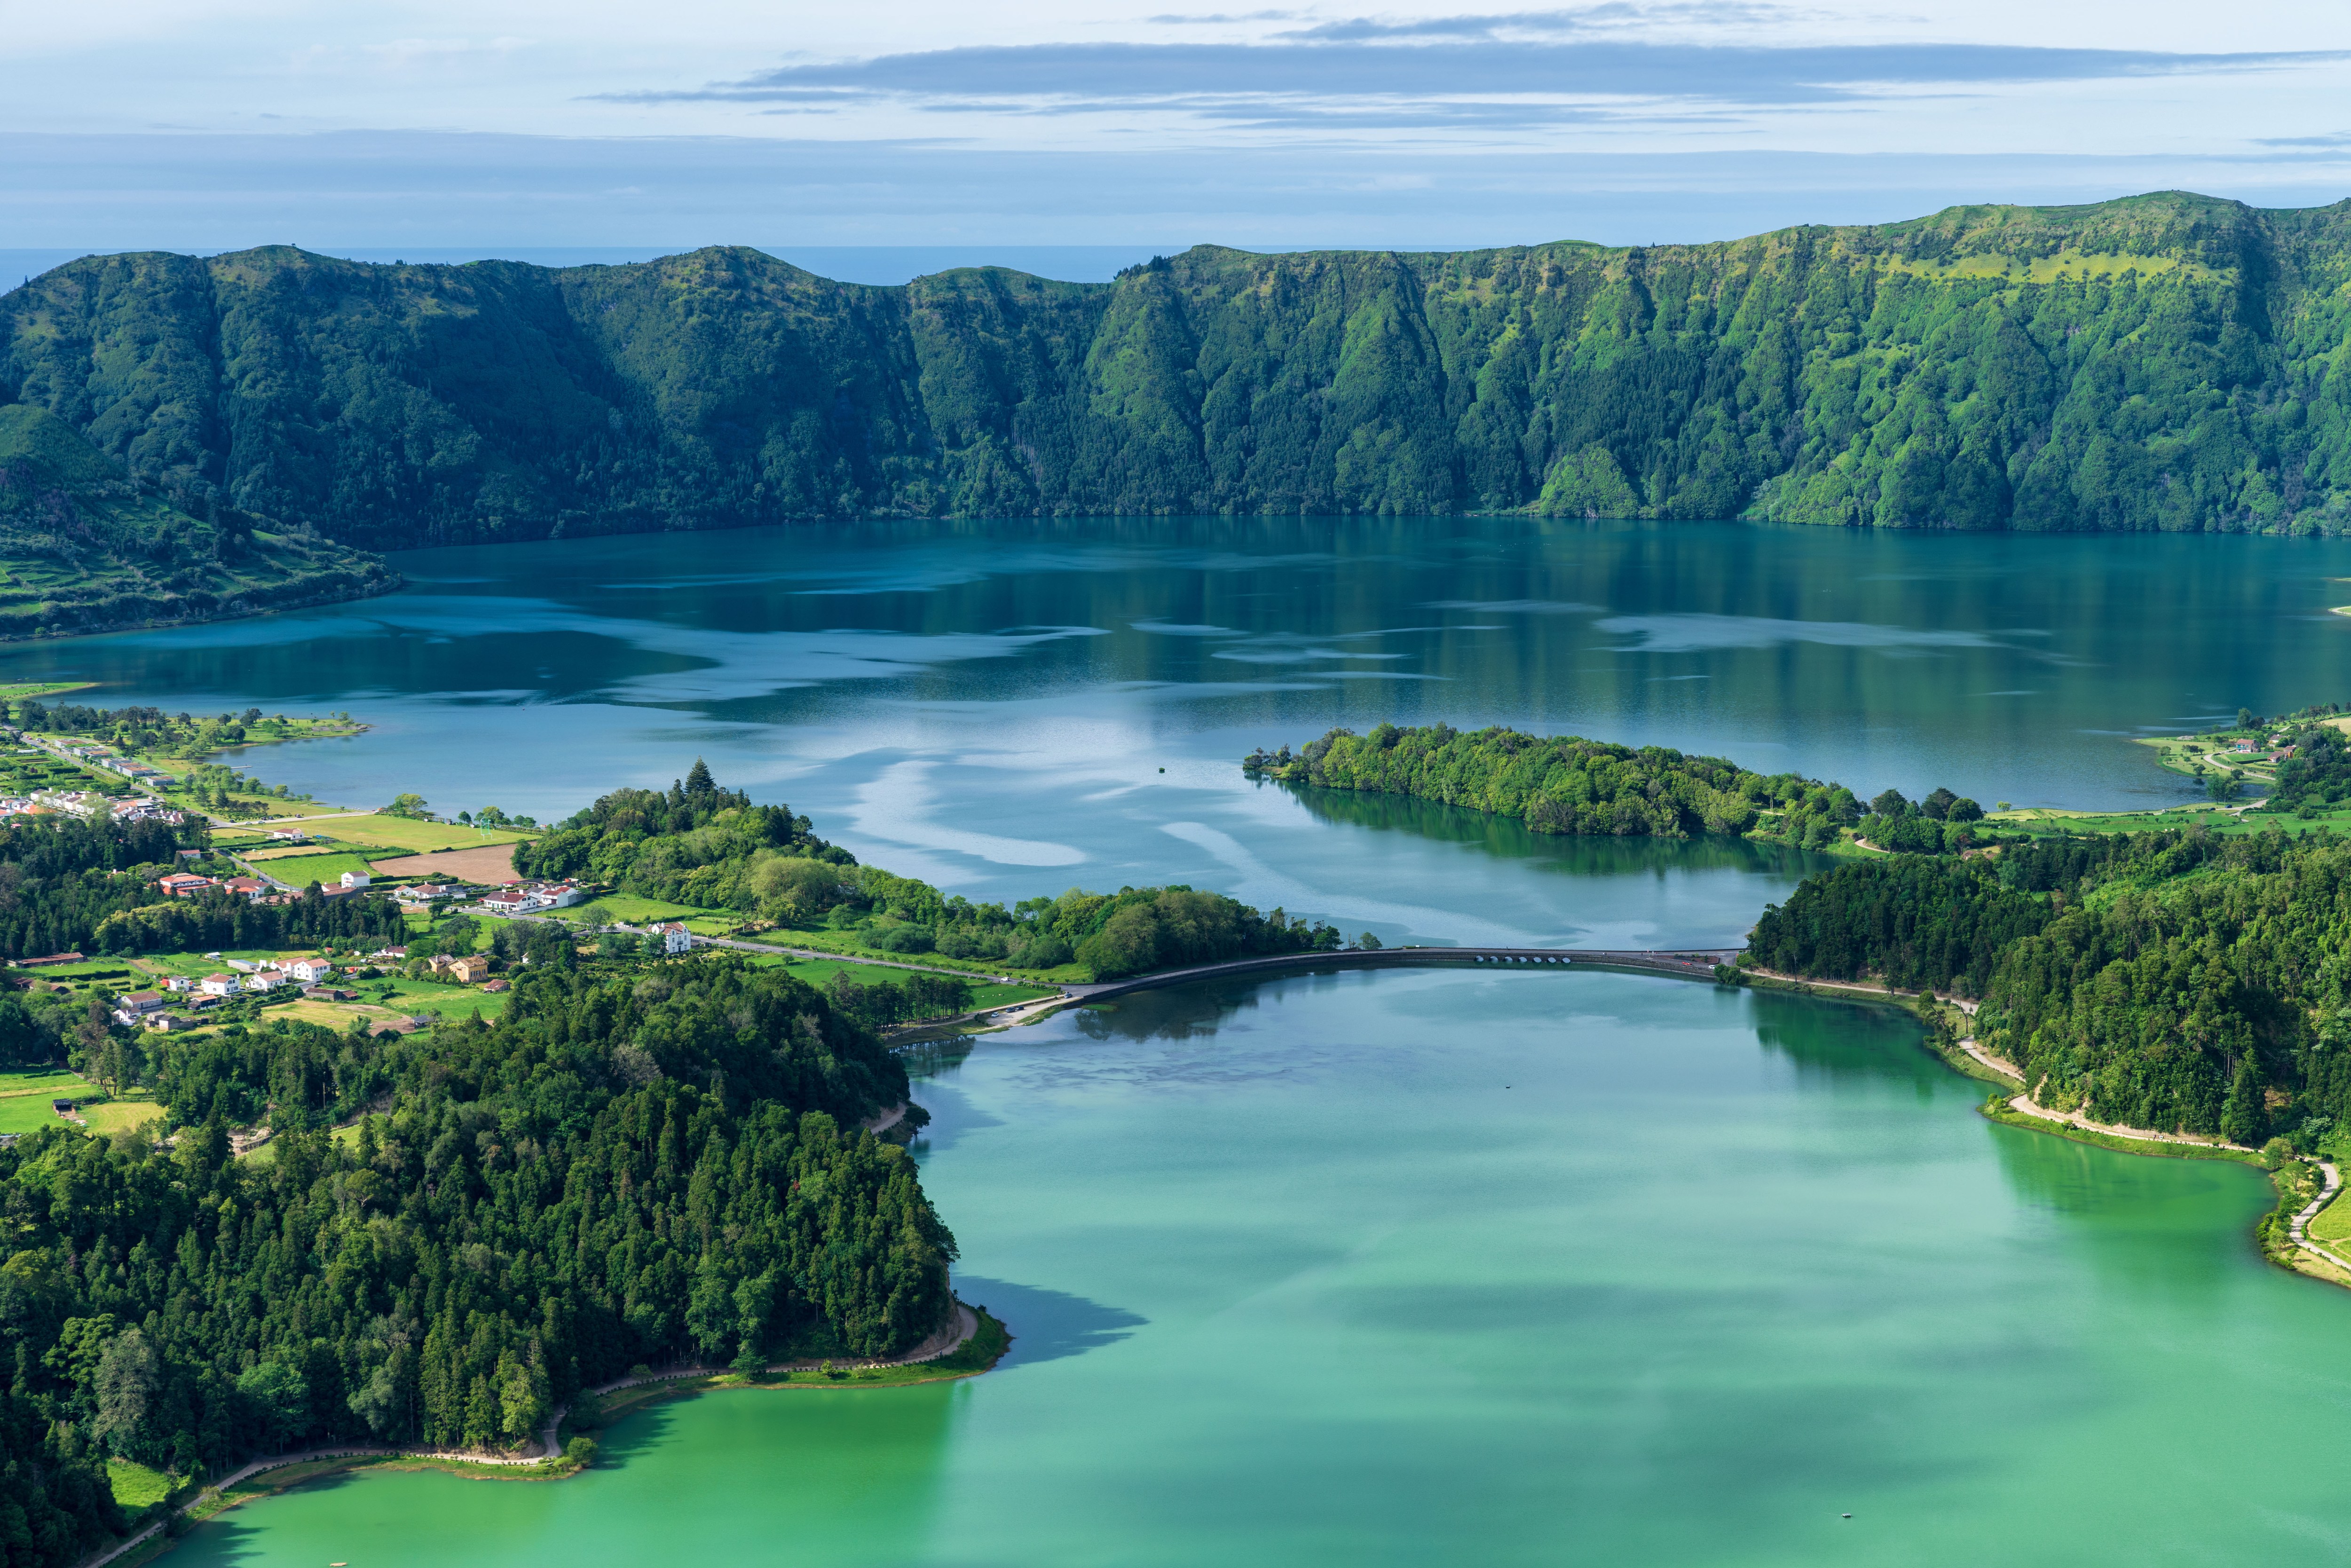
[748,926,1089,985]
[756,955,1054,1010]
[0,1095,89,1135]
[268,812,537,853]
[1990,803,2351,838]
[84,1100,166,1135]
[540,893,706,925]
[0,682,95,701]
[237,850,385,885]
[0,1069,87,1098]
[281,975,509,1029]
[107,1458,175,1510]
[2309,1189,2351,1245]
[8,959,140,982]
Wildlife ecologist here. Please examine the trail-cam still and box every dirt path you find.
[2001,1091,2254,1152]
[2290,1161,2346,1271]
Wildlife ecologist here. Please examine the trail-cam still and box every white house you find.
[199,974,241,997]
[245,969,287,992]
[655,922,693,955]
[285,957,334,983]
[340,871,371,889]
[162,975,194,993]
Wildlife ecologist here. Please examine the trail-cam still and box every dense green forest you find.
[525,761,1342,976]
[1748,827,2351,1148]
[0,953,947,1558]
[1248,724,2004,853]
[7,191,2351,545]
[0,403,391,637]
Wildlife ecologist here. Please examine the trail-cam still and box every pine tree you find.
[2221,1056,2269,1147]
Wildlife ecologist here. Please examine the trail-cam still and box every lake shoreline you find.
[88,1305,1011,1568]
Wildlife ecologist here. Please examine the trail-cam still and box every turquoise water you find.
[172,971,2351,1566]
[9,517,2351,942]
[14,517,2351,1560]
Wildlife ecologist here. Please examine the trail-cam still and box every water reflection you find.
[1282,781,1834,883]
[951,1278,1149,1368]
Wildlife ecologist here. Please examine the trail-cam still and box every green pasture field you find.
[1989,803,2351,838]
[750,954,1055,1011]
[0,1070,89,1098]
[0,1089,163,1136]
[339,973,510,1023]
[6,958,138,982]
[750,926,1089,985]
[2308,1190,2351,1245]
[0,682,95,702]
[239,851,384,886]
[537,893,706,925]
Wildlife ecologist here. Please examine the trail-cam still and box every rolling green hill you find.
[5,189,2350,546]
[0,403,394,637]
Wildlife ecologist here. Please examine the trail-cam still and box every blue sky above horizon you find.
[4,2,2350,261]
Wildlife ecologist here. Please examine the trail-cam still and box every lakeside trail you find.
[73,1303,984,1568]
[2289,1162,2347,1276]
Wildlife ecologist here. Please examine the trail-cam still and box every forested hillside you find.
[1749,828,2351,1147]
[0,954,947,1535]
[6,190,2350,544]
[0,404,391,637]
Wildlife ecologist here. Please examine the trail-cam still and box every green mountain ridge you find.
[0,404,395,638]
[3,189,2349,549]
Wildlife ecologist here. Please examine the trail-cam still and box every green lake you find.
[12,516,2351,1560]
[173,972,2349,1566]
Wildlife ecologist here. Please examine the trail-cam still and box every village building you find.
[654,922,693,955]
[144,1013,192,1032]
[157,872,215,897]
[199,973,241,996]
[284,956,334,983]
[443,955,490,983]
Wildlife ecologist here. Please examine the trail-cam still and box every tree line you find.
[1247,723,1994,856]
[1750,826,2351,1148]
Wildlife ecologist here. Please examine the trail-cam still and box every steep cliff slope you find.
[6,190,2348,545]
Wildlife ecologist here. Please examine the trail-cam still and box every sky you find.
[4,1,2351,273]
